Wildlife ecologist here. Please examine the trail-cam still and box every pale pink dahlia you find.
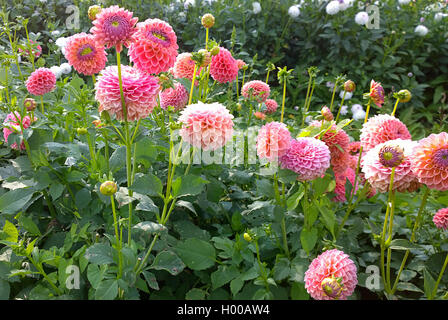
[279,137,331,181]
[95,65,160,121]
[64,33,107,76]
[360,114,411,153]
[333,167,357,202]
[3,112,33,150]
[361,139,420,193]
[159,82,188,111]
[90,5,138,51]
[128,18,178,75]
[304,249,358,300]
[433,208,448,230]
[256,121,291,162]
[210,47,239,83]
[173,53,201,84]
[410,132,448,191]
[242,80,270,102]
[179,102,234,151]
[26,67,56,96]
[264,99,278,114]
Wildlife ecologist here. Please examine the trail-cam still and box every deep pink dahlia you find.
[3,112,33,150]
[279,137,331,181]
[410,132,448,191]
[95,65,160,121]
[210,47,239,83]
[433,208,448,230]
[64,33,107,76]
[361,138,420,193]
[256,121,291,162]
[26,67,56,96]
[90,5,138,51]
[159,82,188,111]
[264,99,278,114]
[360,114,412,153]
[173,52,201,84]
[304,249,358,300]
[179,102,234,151]
[242,80,270,102]
[128,18,178,75]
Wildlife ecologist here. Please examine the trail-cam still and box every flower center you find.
[77,43,96,60]
[433,148,448,168]
[104,15,130,37]
[147,29,170,47]
[379,145,404,167]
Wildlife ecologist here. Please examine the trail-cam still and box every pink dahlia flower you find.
[19,40,42,58]
[236,59,247,70]
[95,65,160,121]
[264,99,278,114]
[3,112,33,150]
[304,249,358,300]
[433,208,448,230]
[256,121,291,162]
[128,18,178,75]
[280,137,331,181]
[159,82,188,111]
[241,80,270,103]
[90,5,138,51]
[333,167,357,202]
[210,47,239,83]
[26,67,56,96]
[64,33,107,76]
[173,53,201,84]
[360,114,411,153]
[361,138,420,193]
[179,102,234,151]
[369,80,385,108]
[410,132,448,191]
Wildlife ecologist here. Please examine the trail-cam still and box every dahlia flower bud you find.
[236,103,242,111]
[321,106,334,121]
[243,233,252,242]
[100,181,118,196]
[201,13,215,29]
[367,80,385,108]
[210,46,220,56]
[378,144,404,168]
[344,80,356,93]
[92,119,103,128]
[253,111,266,120]
[321,276,345,299]
[197,49,211,67]
[77,127,88,135]
[397,89,412,103]
[88,5,102,21]
[24,98,36,111]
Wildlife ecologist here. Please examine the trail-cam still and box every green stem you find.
[391,98,400,117]
[110,195,123,278]
[134,234,159,275]
[40,96,44,114]
[334,90,347,123]
[28,255,62,296]
[280,80,287,123]
[188,64,198,105]
[429,252,448,299]
[265,70,270,84]
[329,80,339,112]
[255,240,270,292]
[205,27,209,50]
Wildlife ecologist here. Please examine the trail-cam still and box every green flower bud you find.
[344,80,356,93]
[77,127,88,135]
[243,233,252,242]
[24,98,36,111]
[201,13,215,29]
[210,46,220,56]
[100,181,118,196]
[88,5,102,21]
[397,89,411,103]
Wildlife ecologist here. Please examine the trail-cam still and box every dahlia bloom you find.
[95,65,160,121]
[256,121,291,162]
[333,167,357,202]
[311,121,350,159]
[410,132,448,191]
[128,18,178,75]
[264,99,278,114]
[361,139,420,193]
[304,249,358,300]
[241,80,270,103]
[279,137,331,181]
[19,40,42,58]
[178,102,234,151]
[90,5,138,51]
[63,33,107,75]
[369,80,385,108]
[360,114,411,153]
[173,52,201,84]
[236,59,247,70]
[26,67,56,96]
[3,112,33,150]
[253,111,266,120]
[433,208,448,230]
[159,82,188,111]
[210,47,239,83]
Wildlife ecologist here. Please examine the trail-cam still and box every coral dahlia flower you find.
[26,67,56,96]
[256,121,291,162]
[433,208,448,230]
[241,80,270,103]
[210,47,239,83]
[159,82,189,111]
[64,33,107,75]
[173,52,201,84]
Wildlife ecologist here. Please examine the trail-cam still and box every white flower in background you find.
[17,55,21,63]
[340,105,348,115]
[340,91,353,100]
[288,5,301,18]
[60,63,72,74]
[355,12,369,25]
[351,104,363,114]
[398,0,410,5]
[184,0,195,9]
[50,66,62,79]
[435,13,448,22]
[179,12,186,19]
[326,1,340,15]
[326,81,335,91]
[415,25,429,36]
[51,30,61,37]
[353,109,366,121]
[305,115,313,124]
[55,37,68,48]
[39,0,47,3]
[253,2,261,14]
[339,0,350,11]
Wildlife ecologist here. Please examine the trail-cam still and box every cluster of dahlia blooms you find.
[19,39,42,58]
[241,80,279,119]
[3,112,34,150]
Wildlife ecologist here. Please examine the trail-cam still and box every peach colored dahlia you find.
[210,47,239,83]
[3,112,33,150]
[95,65,160,121]
[253,111,266,120]
[256,121,291,162]
[64,33,107,75]
[159,82,188,111]
[410,132,448,191]
[179,102,234,151]
[26,67,56,96]
[173,52,201,84]
[433,208,448,230]
[304,249,358,300]
[241,80,270,103]
[264,99,278,114]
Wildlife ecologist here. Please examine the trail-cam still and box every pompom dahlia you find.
[279,137,331,181]
[410,132,448,191]
[360,114,411,153]
[63,33,107,75]
[361,139,420,193]
[264,99,278,114]
[210,47,239,83]
[3,112,33,150]
[333,167,357,202]
[128,18,178,75]
[95,65,160,121]
[90,5,138,51]
[241,80,270,103]
[304,249,358,300]
[159,82,188,111]
[26,67,56,96]
[256,121,291,162]
[173,52,201,83]
[433,208,448,230]
[368,80,385,108]
[178,102,234,151]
